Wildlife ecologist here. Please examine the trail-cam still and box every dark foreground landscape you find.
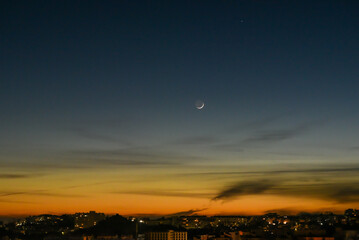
[1,209,359,240]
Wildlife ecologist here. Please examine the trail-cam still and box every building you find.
[298,238,334,240]
[145,230,187,240]
[74,211,105,229]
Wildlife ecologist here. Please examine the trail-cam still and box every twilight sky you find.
[1,0,359,217]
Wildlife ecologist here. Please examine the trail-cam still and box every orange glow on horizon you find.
[0,193,352,217]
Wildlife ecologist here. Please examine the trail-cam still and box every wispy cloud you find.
[208,120,325,152]
[62,180,119,190]
[0,192,26,197]
[82,158,180,167]
[180,166,359,177]
[1,147,199,171]
[68,147,202,167]
[228,116,281,133]
[242,123,313,145]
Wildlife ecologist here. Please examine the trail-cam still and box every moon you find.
[195,100,205,110]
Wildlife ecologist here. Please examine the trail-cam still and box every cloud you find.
[166,208,208,216]
[0,162,95,170]
[264,208,298,215]
[208,120,325,152]
[272,183,359,204]
[115,189,212,199]
[0,190,85,198]
[212,180,277,201]
[0,145,204,171]
[62,180,119,190]
[68,147,203,167]
[83,158,180,167]
[329,187,359,203]
[183,166,359,177]
[0,192,26,197]
[209,167,359,203]
[242,121,322,145]
[0,174,41,179]
[243,125,307,144]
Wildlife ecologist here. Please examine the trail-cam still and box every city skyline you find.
[1,0,359,217]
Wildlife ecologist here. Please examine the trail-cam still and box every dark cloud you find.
[0,192,26,197]
[0,174,41,179]
[264,208,298,215]
[166,208,208,216]
[329,187,359,203]
[210,171,359,203]
[212,180,277,201]
[272,183,359,204]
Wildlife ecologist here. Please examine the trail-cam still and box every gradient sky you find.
[1,0,359,217]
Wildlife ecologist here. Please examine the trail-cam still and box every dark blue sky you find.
[2,0,358,120]
[2,0,359,156]
[1,0,359,215]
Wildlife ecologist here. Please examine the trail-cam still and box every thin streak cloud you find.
[115,190,213,199]
[0,174,42,179]
[242,124,311,144]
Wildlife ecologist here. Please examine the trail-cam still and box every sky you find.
[1,0,359,217]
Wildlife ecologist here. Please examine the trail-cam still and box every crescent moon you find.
[196,102,205,109]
